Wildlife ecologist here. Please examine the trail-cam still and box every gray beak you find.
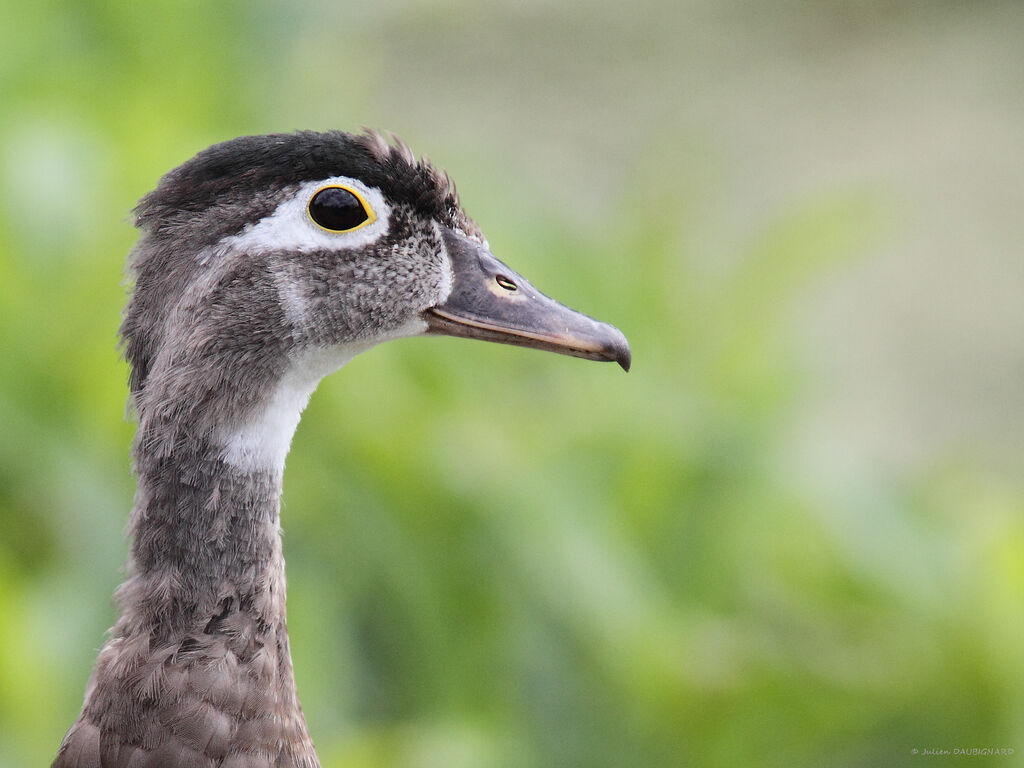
[424,228,631,371]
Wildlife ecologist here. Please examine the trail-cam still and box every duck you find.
[53,129,630,768]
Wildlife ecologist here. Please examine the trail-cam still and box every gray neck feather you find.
[54,349,320,768]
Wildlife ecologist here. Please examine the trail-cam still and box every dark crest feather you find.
[133,130,477,239]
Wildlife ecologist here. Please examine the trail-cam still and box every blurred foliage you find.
[2,1,1023,767]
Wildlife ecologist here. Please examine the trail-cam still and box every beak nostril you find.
[495,275,518,292]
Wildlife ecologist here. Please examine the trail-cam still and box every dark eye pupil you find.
[309,187,370,231]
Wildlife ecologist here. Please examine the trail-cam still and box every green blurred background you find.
[2,1,1022,766]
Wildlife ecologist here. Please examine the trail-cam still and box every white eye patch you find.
[223,176,391,255]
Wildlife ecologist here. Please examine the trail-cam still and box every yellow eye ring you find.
[308,185,376,232]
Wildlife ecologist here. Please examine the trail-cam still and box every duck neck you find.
[56,331,373,767]
[125,443,290,650]
[63,397,319,767]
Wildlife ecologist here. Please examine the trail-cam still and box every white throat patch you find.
[220,320,427,472]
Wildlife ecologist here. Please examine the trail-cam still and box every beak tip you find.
[603,325,631,372]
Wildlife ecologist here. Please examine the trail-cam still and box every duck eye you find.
[308,186,374,232]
